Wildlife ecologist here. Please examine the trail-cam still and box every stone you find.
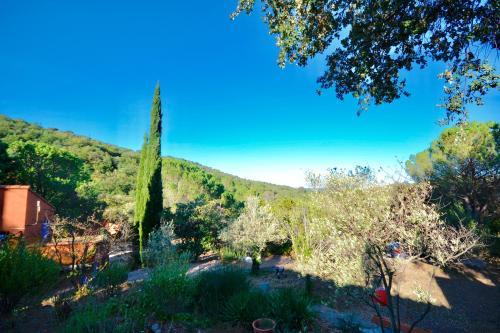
[127,268,150,282]
[312,304,378,330]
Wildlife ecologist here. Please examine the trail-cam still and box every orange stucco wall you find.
[0,185,55,242]
[0,186,29,235]
[25,189,55,240]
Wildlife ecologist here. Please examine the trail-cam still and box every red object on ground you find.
[374,287,388,306]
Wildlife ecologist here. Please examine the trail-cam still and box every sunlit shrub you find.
[291,169,480,286]
[173,200,228,259]
[219,246,244,263]
[222,197,286,272]
[142,221,177,267]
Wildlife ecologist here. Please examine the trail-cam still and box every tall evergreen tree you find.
[134,83,163,262]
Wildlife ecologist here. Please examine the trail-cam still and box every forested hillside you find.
[0,115,305,220]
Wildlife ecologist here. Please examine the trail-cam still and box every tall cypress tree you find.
[134,82,163,263]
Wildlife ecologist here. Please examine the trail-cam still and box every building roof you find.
[0,185,31,189]
[0,185,55,209]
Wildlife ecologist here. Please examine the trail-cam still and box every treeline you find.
[0,115,304,221]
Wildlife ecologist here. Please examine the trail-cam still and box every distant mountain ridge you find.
[0,115,305,218]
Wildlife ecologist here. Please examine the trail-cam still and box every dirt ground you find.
[254,256,500,333]
[218,255,500,332]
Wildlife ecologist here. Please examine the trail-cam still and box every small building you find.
[0,185,55,242]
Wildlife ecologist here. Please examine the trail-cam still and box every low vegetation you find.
[91,262,129,292]
[0,239,60,314]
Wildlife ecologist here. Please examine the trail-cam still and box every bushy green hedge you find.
[140,259,193,320]
[0,240,60,313]
[193,267,250,318]
[222,288,315,331]
[92,263,129,291]
[222,290,271,327]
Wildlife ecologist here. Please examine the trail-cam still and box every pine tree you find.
[134,82,163,263]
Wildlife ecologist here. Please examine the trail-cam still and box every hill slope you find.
[0,115,305,219]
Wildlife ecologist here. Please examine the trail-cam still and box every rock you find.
[244,256,253,264]
[127,268,150,282]
[462,258,487,271]
[312,304,378,330]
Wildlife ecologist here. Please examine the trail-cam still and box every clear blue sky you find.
[1,1,499,187]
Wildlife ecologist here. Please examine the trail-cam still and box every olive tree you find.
[222,197,286,273]
[296,169,480,332]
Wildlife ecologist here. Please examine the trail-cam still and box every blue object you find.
[41,219,51,242]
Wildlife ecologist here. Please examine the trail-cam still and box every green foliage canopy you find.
[406,121,500,226]
[6,140,98,217]
[172,199,229,259]
[233,0,499,122]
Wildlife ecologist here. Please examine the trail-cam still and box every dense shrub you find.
[62,258,317,332]
[219,246,244,263]
[270,288,315,331]
[222,287,314,331]
[173,200,229,259]
[288,170,481,286]
[193,267,250,318]
[142,221,177,267]
[92,262,128,291]
[140,257,193,320]
[59,300,136,333]
[0,240,59,313]
[222,197,287,272]
[222,290,271,328]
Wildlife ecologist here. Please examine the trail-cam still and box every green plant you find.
[219,246,244,263]
[173,200,228,260]
[58,301,119,333]
[134,82,163,264]
[92,262,128,291]
[222,197,287,273]
[140,258,193,320]
[223,290,271,328]
[6,140,97,218]
[406,122,499,226]
[233,1,498,123]
[270,288,315,331]
[0,240,59,313]
[142,221,177,267]
[193,267,250,318]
